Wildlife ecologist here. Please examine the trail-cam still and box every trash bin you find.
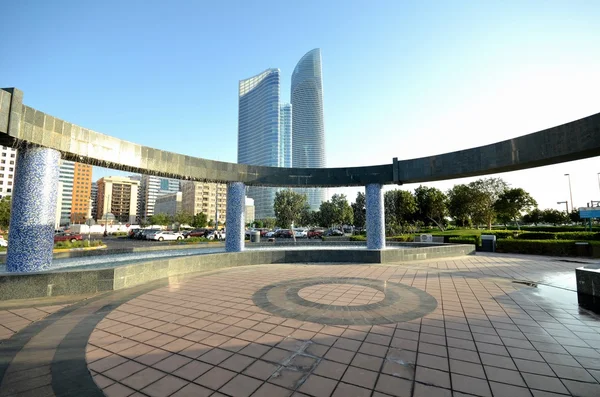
[575,242,590,257]
[481,235,496,252]
[251,231,260,243]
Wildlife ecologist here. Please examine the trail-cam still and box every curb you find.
[52,245,107,254]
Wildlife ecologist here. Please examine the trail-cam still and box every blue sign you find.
[579,207,600,218]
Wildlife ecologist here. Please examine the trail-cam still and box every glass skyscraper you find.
[291,48,326,210]
[238,69,282,219]
[279,103,292,168]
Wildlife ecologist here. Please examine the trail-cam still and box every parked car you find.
[207,229,226,240]
[307,228,325,239]
[184,229,209,238]
[148,231,184,241]
[128,228,140,238]
[275,229,293,238]
[324,228,344,237]
[293,228,308,238]
[54,232,83,243]
[140,229,161,240]
[264,230,277,238]
[0,235,7,247]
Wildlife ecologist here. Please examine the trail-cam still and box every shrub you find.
[388,235,414,242]
[496,239,585,256]
[54,240,103,249]
[516,232,556,240]
[521,226,600,232]
[112,232,128,237]
[170,237,212,244]
[349,235,366,241]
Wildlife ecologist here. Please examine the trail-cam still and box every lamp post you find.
[597,172,600,196]
[564,174,573,214]
[557,201,568,214]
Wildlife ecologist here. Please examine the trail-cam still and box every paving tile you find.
[324,347,355,364]
[561,379,600,397]
[375,373,412,397]
[103,360,146,381]
[243,360,278,380]
[122,367,167,390]
[172,360,212,381]
[341,365,378,389]
[351,352,384,371]
[268,367,306,389]
[332,382,371,397]
[141,374,188,397]
[298,374,338,397]
[416,366,450,389]
[219,374,262,397]
[103,382,136,397]
[451,373,492,397]
[251,382,293,397]
[169,383,212,397]
[484,365,527,387]
[195,366,237,389]
[521,373,570,394]
[413,383,452,397]
[489,382,533,397]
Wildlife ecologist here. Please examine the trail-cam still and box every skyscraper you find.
[238,68,281,219]
[58,160,75,226]
[138,175,180,220]
[279,103,292,168]
[291,48,326,210]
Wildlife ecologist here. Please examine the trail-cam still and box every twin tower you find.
[238,49,326,219]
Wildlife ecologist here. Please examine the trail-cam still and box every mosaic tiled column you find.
[366,183,385,250]
[6,146,61,272]
[225,182,245,252]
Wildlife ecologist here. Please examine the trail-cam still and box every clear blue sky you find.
[2,0,599,211]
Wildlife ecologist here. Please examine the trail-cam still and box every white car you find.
[264,231,276,237]
[148,231,184,241]
[207,230,226,240]
[293,228,307,238]
[0,236,7,247]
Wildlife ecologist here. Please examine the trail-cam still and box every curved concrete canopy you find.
[1,87,599,187]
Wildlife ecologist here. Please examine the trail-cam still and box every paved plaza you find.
[1,253,600,397]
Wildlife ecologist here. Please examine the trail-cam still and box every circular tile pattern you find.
[298,283,386,306]
[253,277,438,325]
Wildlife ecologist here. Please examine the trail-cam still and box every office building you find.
[139,175,180,220]
[90,182,98,220]
[181,181,227,225]
[0,146,17,199]
[154,192,182,217]
[245,197,255,224]
[58,160,75,226]
[279,103,292,168]
[70,162,92,224]
[238,68,282,219]
[96,176,140,224]
[291,48,326,210]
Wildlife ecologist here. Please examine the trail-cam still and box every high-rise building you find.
[96,176,140,224]
[58,160,75,226]
[138,175,180,220]
[238,68,282,219]
[70,162,92,224]
[154,192,182,217]
[279,103,292,168]
[0,146,17,199]
[90,182,98,220]
[181,181,227,225]
[291,48,326,210]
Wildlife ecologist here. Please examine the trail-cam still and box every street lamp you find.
[564,174,573,213]
[557,201,568,214]
[597,172,600,195]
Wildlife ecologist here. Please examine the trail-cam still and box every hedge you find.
[519,226,600,232]
[388,235,415,242]
[515,232,557,240]
[54,240,104,249]
[448,237,478,245]
[495,239,598,256]
[555,232,600,241]
[480,230,516,239]
[349,235,366,241]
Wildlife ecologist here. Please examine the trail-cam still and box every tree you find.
[299,209,318,227]
[568,209,582,225]
[351,192,366,228]
[331,194,354,226]
[384,190,417,234]
[319,201,336,227]
[468,178,509,229]
[273,189,308,228]
[0,196,10,230]
[541,209,568,225]
[149,213,170,226]
[414,186,448,230]
[191,212,208,228]
[173,211,193,231]
[447,184,475,227]
[493,188,537,230]
[522,208,543,226]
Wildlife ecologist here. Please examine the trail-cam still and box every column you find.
[6,146,61,272]
[366,183,385,250]
[225,182,245,252]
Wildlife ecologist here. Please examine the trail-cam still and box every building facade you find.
[70,162,92,224]
[181,181,227,225]
[0,146,17,199]
[245,197,255,224]
[58,160,75,226]
[90,182,98,220]
[138,175,180,220]
[154,192,182,217]
[238,68,282,219]
[96,176,140,224]
[291,48,327,210]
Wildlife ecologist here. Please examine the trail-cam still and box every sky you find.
[2,0,600,212]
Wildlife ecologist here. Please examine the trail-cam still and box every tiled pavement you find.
[0,305,67,342]
[1,253,600,397]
